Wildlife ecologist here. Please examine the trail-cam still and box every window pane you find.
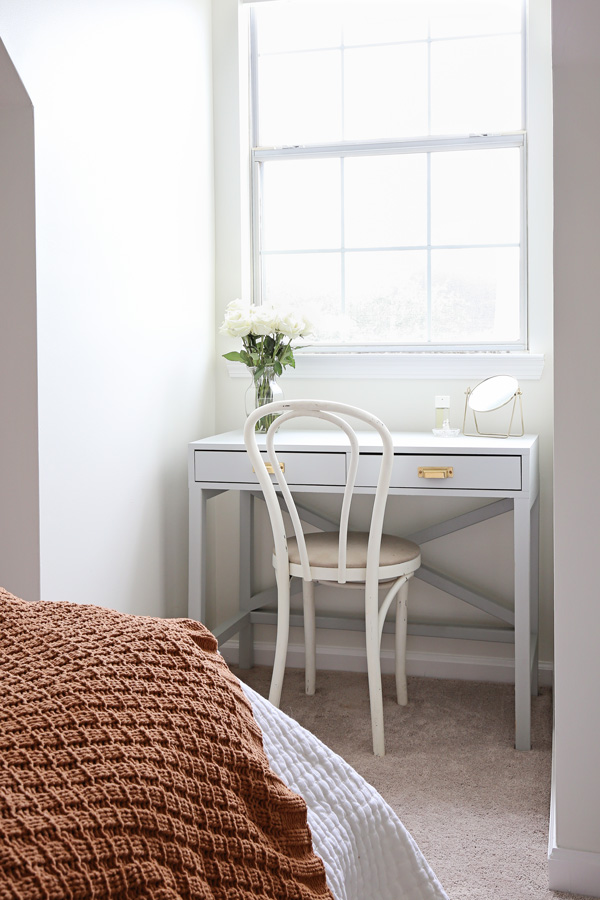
[345,250,428,342]
[258,51,342,146]
[344,45,428,140]
[431,35,522,134]
[263,253,342,340]
[262,159,341,251]
[431,247,520,342]
[431,148,520,246]
[428,0,522,39]
[344,155,427,248]
[257,2,342,54]
[342,1,428,45]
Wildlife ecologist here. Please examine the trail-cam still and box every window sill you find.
[226,352,545,381]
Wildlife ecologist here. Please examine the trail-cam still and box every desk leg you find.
[238,491,254,669]
[188,485,207,623]
[514,497,532,750]
[530,494,540,697]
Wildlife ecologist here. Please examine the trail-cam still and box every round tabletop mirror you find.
[468,375,519,413]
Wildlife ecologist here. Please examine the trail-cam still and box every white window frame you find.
[232,0,547,380]
[249,2,529,350]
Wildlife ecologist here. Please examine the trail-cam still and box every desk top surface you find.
[191,429,538,456]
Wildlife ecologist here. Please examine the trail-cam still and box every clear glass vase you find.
[245,366,284,433]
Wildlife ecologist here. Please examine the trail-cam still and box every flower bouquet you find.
[219,300,313,432]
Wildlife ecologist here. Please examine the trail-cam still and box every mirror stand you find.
[462,386,524,439]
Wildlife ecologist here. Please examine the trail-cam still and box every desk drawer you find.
[356,454,522,491]
[194,450,346,486]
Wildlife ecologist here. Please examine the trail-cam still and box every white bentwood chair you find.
[243,399,421,757]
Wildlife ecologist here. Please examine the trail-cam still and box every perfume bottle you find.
[434,395,450,430]
[433,395,460,437]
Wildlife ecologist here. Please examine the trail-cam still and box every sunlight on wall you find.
[0,0,215,616]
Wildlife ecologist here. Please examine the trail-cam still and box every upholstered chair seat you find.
[286,531,421,572]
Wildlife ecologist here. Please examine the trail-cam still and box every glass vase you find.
[245,366,284,433]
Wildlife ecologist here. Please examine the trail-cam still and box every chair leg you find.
[395,579,409,706]
[302,580,316,696]
[365,592,385,757]
[268,567,291,709]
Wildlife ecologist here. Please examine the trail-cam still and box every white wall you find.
[0,40,40,602]
[211,0,555,677]
[550,0,600,892]
[0,0,215,617]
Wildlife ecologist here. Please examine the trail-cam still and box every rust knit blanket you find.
[0,589,333,900]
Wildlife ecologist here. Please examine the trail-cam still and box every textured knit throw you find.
[0,589,333,900]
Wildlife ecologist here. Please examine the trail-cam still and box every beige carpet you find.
[231,665,589,900]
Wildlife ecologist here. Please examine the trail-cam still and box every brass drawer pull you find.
[418,466,454,479]
[254,461,285,475]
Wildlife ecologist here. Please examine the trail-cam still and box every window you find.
[248,0,527,352]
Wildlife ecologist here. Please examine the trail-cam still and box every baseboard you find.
[220,639,553,686]
[548,840,600,896]
[548,731,600,897]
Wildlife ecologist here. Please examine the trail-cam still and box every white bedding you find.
[242,683,449,900]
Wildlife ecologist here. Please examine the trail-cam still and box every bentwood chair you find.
[243,399,421,757]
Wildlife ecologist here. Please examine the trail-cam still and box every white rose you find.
[219,304,252,337]
[251,305,279,336]
[276,309,309,338]
[299,314,314,337]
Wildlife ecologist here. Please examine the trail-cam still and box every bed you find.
[0,587,448,899]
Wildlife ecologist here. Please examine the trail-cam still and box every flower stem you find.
[253,367,279,432]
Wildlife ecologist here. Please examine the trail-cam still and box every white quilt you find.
[242,684,449,900]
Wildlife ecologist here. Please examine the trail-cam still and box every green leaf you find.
[273,361,283,376]
[222,351,245,363]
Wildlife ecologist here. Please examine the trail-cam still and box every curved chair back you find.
[243,400,394,585]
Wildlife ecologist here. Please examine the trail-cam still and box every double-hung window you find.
[248,0,527,352]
